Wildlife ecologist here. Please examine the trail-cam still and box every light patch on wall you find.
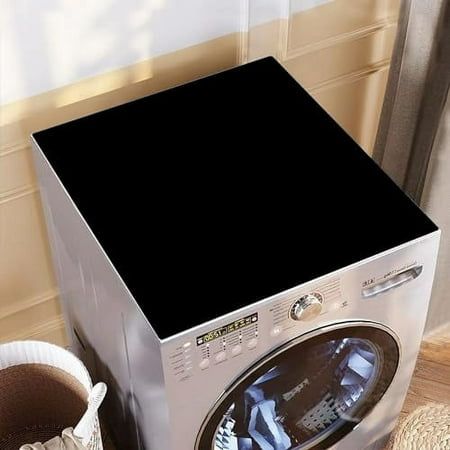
[54,70,130,108]
[129,59,154,84]
[0,0,164,105]
[0,2,26,106]
[1,0,251,105]
[43,10,75,91]
[128,1,158,62]
[291,0,333,14]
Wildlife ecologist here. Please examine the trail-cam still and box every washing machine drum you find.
[197,324,399,450]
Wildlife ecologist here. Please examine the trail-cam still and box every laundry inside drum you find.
[213,338,381,450]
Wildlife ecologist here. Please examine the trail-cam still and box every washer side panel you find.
[31,141,170,450]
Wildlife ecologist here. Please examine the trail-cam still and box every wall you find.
[422,90,450,334]
[1,0,246,105]
[0,0,400,345]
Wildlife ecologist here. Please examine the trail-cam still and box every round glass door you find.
[196,323,399,450]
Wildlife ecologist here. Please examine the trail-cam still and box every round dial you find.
[290,293,323,321]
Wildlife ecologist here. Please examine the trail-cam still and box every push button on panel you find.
[270,325,283,337]
[215,351,227,363]
[199,358,210,370]
[247,338,258,349]
[231,344,242,356]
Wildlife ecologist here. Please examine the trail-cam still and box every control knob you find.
[290,293,323,321]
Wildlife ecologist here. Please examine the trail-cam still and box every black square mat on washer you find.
[33,57,437,338]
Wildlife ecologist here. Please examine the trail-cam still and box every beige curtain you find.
[422,91,450,333]
[374,0,450,333]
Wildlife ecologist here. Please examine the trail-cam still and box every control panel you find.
[165,248,427,383]
[164,256,425,384]
[165,277,346,383]
[167,311,260,382]
[196,312,259,371]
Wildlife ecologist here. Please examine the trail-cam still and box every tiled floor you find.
[103,330,450,450]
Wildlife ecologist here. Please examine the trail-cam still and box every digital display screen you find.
[196,313,258,346]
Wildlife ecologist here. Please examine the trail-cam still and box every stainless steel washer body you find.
[32,58,440,450]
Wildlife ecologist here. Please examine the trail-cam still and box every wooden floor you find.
[103,330,450,450]
[385,328,450,448]
[401,331,450,416]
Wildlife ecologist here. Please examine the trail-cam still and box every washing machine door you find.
[196,322,399,450]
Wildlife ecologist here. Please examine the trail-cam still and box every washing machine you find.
[31,57,440,450]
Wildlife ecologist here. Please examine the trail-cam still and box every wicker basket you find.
[0,341,105,450]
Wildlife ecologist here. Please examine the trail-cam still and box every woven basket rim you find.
[0,340,93,392]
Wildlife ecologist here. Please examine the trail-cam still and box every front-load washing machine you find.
[32,57,440,450]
